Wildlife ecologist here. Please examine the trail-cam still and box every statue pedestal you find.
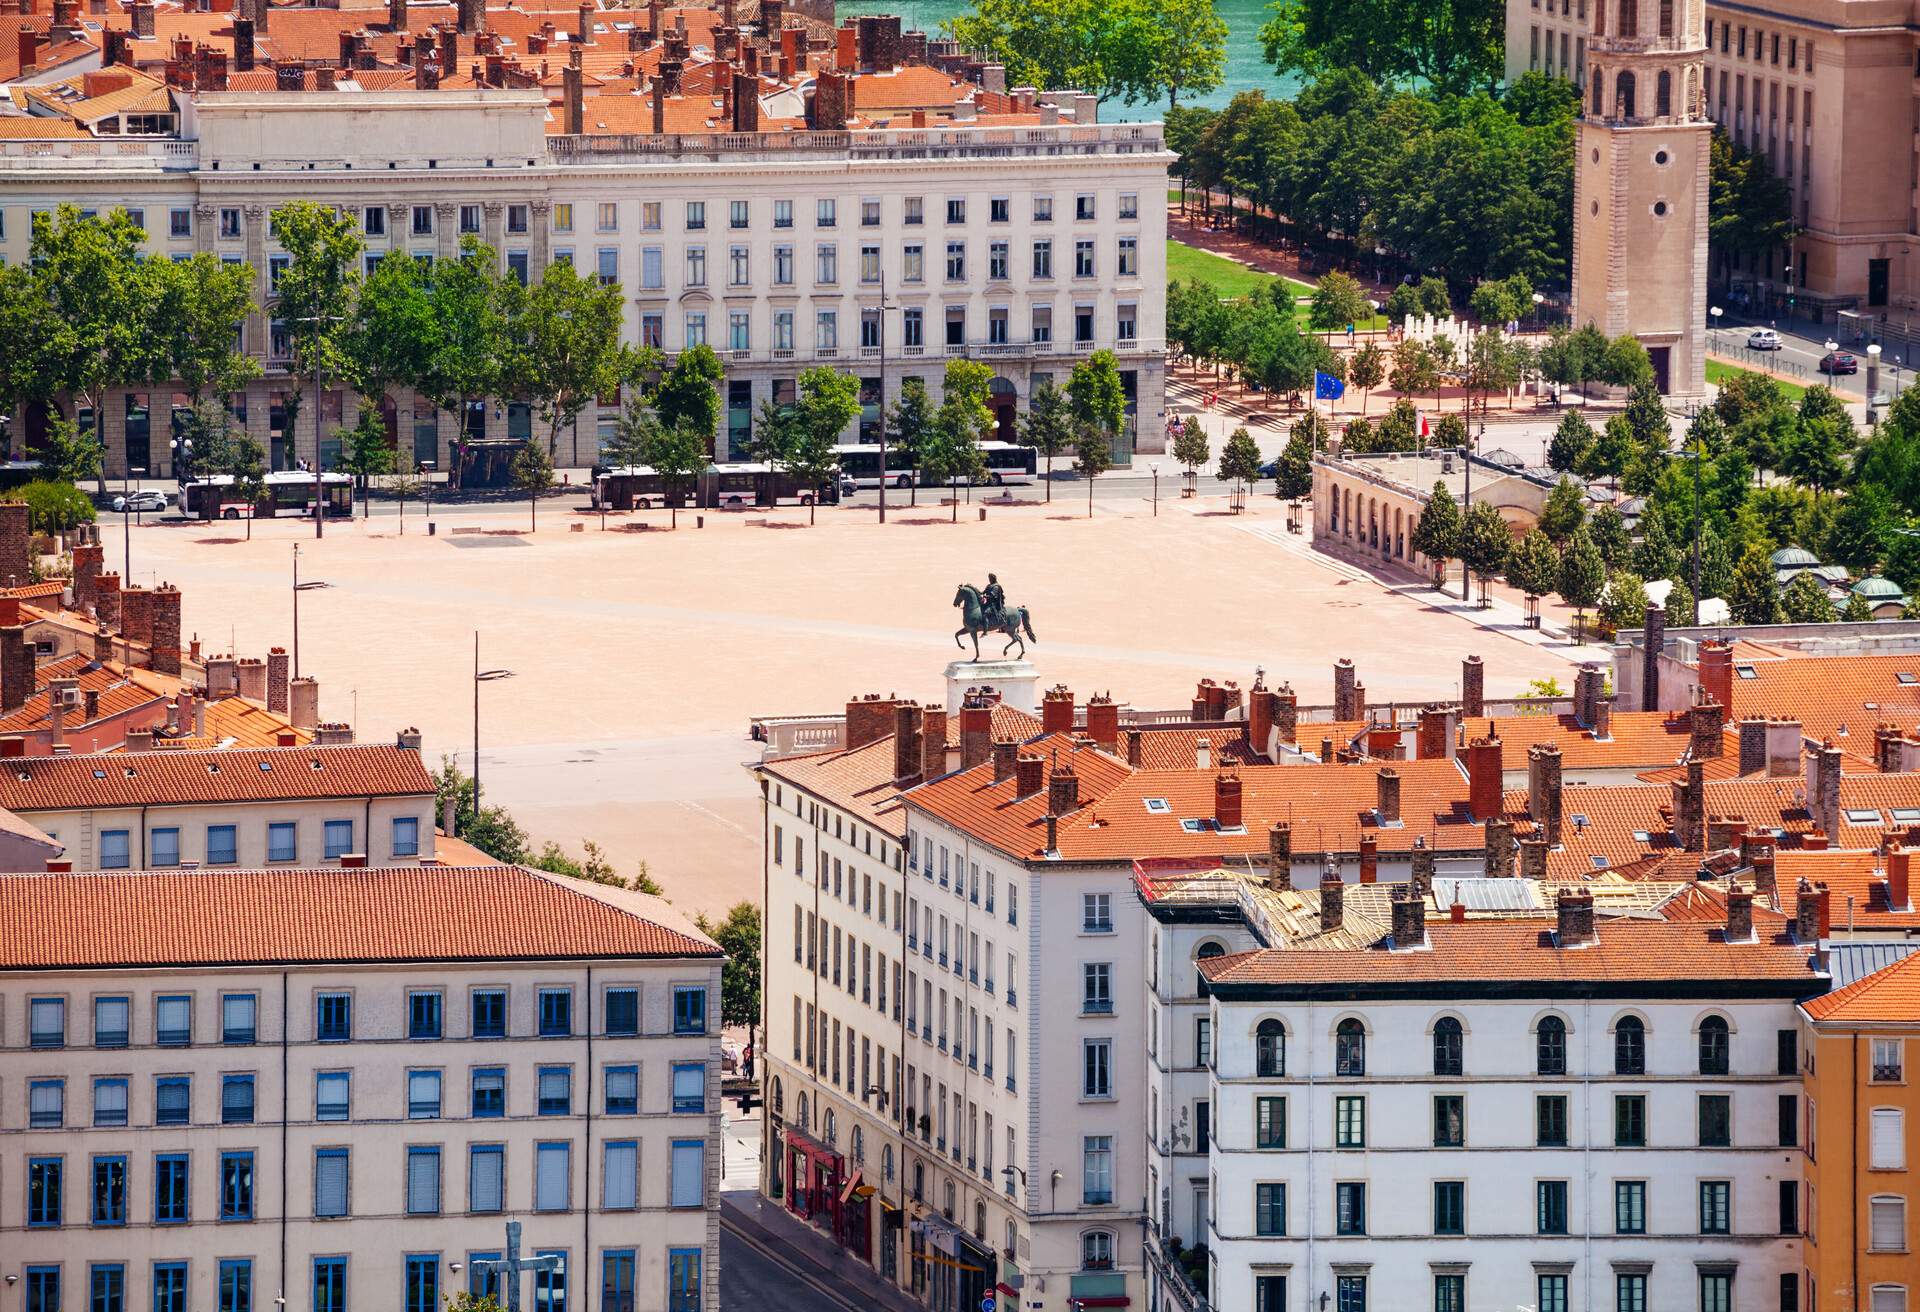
[945,659,1040,716]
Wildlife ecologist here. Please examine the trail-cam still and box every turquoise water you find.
[837,0,1294,118]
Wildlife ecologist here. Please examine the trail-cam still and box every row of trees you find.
[946,0,1229,108]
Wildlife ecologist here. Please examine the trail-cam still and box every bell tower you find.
[1571,0,1710,394]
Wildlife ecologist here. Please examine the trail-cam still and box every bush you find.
[14,482,96,534]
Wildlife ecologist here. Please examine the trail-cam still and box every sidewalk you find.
[721,1189,921,1312]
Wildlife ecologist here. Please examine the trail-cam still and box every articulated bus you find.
[180,471,354,519]
[594,464,840,510]
[834,441,1038,488]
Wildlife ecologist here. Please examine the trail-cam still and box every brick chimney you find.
[1697,637,1733,717]
[236,656,266,703]
[810,68,850,130]
[760,0,781,33]
[93,572,121,629]
[1048,758,1079,815]
[1410,837,1435,896]
[1014,753,1043,799]
[388,0,406,28]
[920,707,946,781]
[266,647,290,714]
[1461,654,1485,717]
[1041,685,1074,735]
[1556,888,1597,946]
[92,626,112,664]
[1333,658,1357,721]
[1745,834,1777,907]
[1466,733,1503,821]
[561,62,584,133]
[649,73,665,131]
[1737,718,1767,775]
[890,701,923,784]
[1671,758,1706,851]
[0,622,29,713]
[150,584,181,676]
[1274,683,1298,743]
[290,676,319,730]
[845,693,895,751]
[991,738,1017,784]
[1213,772,1243,831]
[1375,766,1400,825]
[576,0,593,44]
[1416,704,1448,759]
[1124,728,1142,767]
[1706,813,1746,852]
[1267,821,1292,892]
[130,0,155,37]
[1319,864,1344,932]
[124,727,154,752]
[1690,685,1725,759]
[1793,878,1828,943]
[1725,886,1755,943]
[232,15,254,68]
[1890,846,1913,914]
[16,28,44,70]
[275,61,305,91]
[1526,743,1562,846]
[1804,739,1842,843]
[959,699,993,770]
[1767,718,1802,777]
[1519,834,1548,878]
[1572,662,1604,728]
[120,587,154,648]
[1358,832,1378,883]
[1390,884,1426,948]
[732,72,760,131]
[1069,693,1112,755]
[1639,603,1666,710]
[1483,815,1514,876]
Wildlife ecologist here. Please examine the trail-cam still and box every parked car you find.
[1819,351,1859,375]
[1746,329,1782,350]
[111,490,169,513]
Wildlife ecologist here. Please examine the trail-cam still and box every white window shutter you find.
[1872,1108,1907,1170]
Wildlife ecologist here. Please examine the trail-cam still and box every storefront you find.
[785,1129,844,1235]
[911,1208,997,1312]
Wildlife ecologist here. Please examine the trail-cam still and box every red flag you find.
[1420,414,1430,437]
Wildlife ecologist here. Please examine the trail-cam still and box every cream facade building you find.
[0,863,725,1312]
[0,90,1170,475]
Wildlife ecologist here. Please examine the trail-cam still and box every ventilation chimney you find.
[1275,683,1298,743]
[1332,658,1357,721]
[1526,743,1563,846]
[1556,888,1597,946]
[958,699,993,771]
[1466,734,1503,821]
[1267,822,1292,892]
[1641,604,1666,709]
[1804,740,1842,843]
[1014,753,1043,799]
[891,701,923,785]
[1040,684,1074,735]
[920,708,946,781]
[1390,884,1427,948]
[1697,637,1734,719]
[1125,728,1142,768]
[1410,838,1435,896]
[561,62,584,133]
[1519,834,1548,878]
[991,739,1017,784]
[1574,662,1605,728]
[1725,887,1755,944]
[1375,767,1400,825]
[1214,773,1242,831]
[1483,816,1514,877]
[1793,878,1828,944]
[1738,718,1768,775]
[1690,685,1725,760]
[1318,864,1344,932]
[1890,846,1913,914]
[1084,694,1119,754]
[1048,759,1079,815]
[1461,654,1485,717]
[845,693,896,751]
[1358,832,1378,884]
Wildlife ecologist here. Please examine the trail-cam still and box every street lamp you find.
[122,466,147,584]
[417,461,436,530]
[472,631,515,823]
[290,543,331,681]
[1149,462,1159,517]
[1530,291,1545,333]
[1867,343,1883,424]
[295,312,346,540]
[1709,306,1722,355]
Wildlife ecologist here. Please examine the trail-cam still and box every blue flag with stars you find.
[1314,371,1346,401]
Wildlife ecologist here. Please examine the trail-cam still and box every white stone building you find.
[0,863,724,1312]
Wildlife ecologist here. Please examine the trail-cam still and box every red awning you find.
[786,1127,844,1170]
[996,1285,1021,1299]
[838,1168,864,1204]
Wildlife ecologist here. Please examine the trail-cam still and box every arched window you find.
[797,1091,810,1129]
[1615,1015,1647,1075]
[1592,72,1605,115]
[912,1162,925,1204]
[943,1179,956,1219]
[1698,1015,1731,1074]
[1658,0,1673,37]
[1618,0,1637,37]
[1256,1019,1286,1078]
[824,1108,837,1146]
[975,1200,987,1240]
[1616,69,1637,119]
[771,1076,784,1116]
[1196,941,1226,994]
[1537,1016,1567,1075]
[1433,1017,1465,1076]
[883,1144,895,1182]
[1656,70,1672,117]
[1336,1018,1366,1076]
[851,1124,864,1164]
[1082,1231,1116,1271]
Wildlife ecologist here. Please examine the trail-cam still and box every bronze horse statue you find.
[953,584,1037,661]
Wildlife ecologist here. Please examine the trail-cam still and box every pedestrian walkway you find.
[721,1191,921,1312]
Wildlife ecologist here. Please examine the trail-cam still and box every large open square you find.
[122,489,1573,914]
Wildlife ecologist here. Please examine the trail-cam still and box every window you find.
[150,827,179,867]
[155,995,191,1045]
[1336,1018,1366,1075]
[1195,1018,1212,1068]
[1256,1095,1286,1148]
[603,1140,638,1210]
[1082,1135,1114,1204]
[1699,1094,1732,1146]
[217,1262,251,1312]
[668,1250,701,1312]
[312,1261,346,1312]
[472,989,507,1039]
[1082,892,1112,932]
[685,246,706,288]
[101,828,130,868]
[1074,240,1095,277]
[316,992,352,1041]
[1336,1276,1366,1312]
[223,994,257,1044]
[1335,1181,1366,1234]
[729,245,750,286]
[405,1256,439,1312]
[1615,1016,1646,1074]
[30,996,66,1048]
[728,310,750,352]
[1033,195,1054,222]
[1700,1180,1731,1233]
[1871,1196,1907,1251]
[30,1078,64,1127]
[1873,1038,1904,1082]
[1433,1180,1465,1234]
[1537,1180,1569,1234]
[538,1066,571,1115]
[1699,1015,1731,1074]
[1336,1095,1366,1147]
[1781,1094,1799,1145]
[154,1155,189,1222]
[1433,1017,1464,1075]
[1615,1180,1647,1233]
[1615,1094,1647,1146]
[392,816,421,857]
[601,1253,635,1312]
[1616,1274,1646,1312]
[672,1063,705,1113]
[1696,1268,1733,1310]
[1082,1231,1115,1270]
[408,991,444,1040]
[314,1148,348,1218]
[1255,1182,1287,1235]
[406,1146,441,1214]
[407,1070,442,1119]
[155,1076,190,1126]
[1872,1108,1907,1168]
[1778,1028,1798,1075]
[1083,963,1113,1014]
[988,242,1009,281]
[1256,1019,1286,1076]
[324,819,354,859]
[674,985,708,1034]
[1433,1095,1465,1147]
[671,1139,705,1208]
[592,1064,635,1117]
[945,242,965,281]
[1119,192,1139,219]
[222,1074,256,1124]
[469,1067,506,1118]
[154,1266,188,1312]
[93,1077,128,1127]
[510,204,531,234]
[535,1142,570,1211]
[92,1155,126,1225]
[1780,1179,1799,1234]
[1117,238,1138,277]
[730,199,749,230]
[316,1071,351,1121]
[469,1144,505,1213]
[685,201,705,231]
[1433,1274,1464,1312]
[207,823,237,864]
[90,1266,124,1312]
[539,988,573,1037]
[1083,1039,1112,1097]
[219,1151,254,1220]
[94,996,128,1048]
[813,198,837,228]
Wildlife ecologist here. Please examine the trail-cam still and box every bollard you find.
[979,507,987,521]
[697,515,704,528]
[428,522,436,536]
[569,522,583,533]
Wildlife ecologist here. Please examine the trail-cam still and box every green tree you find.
[16,480,96,535]
[1017,380,1074,501]
[692,902,763,1038]
[1306,270,1371,341]
[946,0,1106,95]
[1602,335,1655,390]
[1385,283,1423,327]
[431,757,530,863]
[1411,481,1462,586]
[779,366,860,524]
[150,252,259,410]
[1073,422,1114,518]
[1171,414,1212,491]
[510,258,634,458]
[639,415,707,529]
[921,362,994,521]
[1841,591,1875,623]
[1780,569,1838,623]
[342,245,436,420]
[1539,322,1609,398]
[415,236,516,489]
[1348,340,1386,411]
[36,417,105,489]
[652,342,725,454]
[1698,523,1735,600]
[1459,500,1510,601]
[270,201,363,474]
[510,438,555,532]
[1587,501,1630,566]
[1632,508,1681,582]
[1708,130,1794,283]
[1557,527,1606,635]
[1273,427,1315,500]
[1114,0,1231,107]
[1433,413,1468,449]
[1599,569,1649,636]
[1824,483,1893,573]
[1623,381,1670,448]
[1853,388,1920,517]
[1538,476,1588,544]
[1217,425,1263,509]
[1729,541,1784,624]
[1387,340,1438,414]
[1375,398,1420,452]
[1581,416,1634,487]
[1342,417,1376,454]
[1415,276,1453,318]
[1780,394,1853,493]
[225,432,269,541]
[1546,411,1595,474]
[1664,576,1697,626]
[334,404,396,517]
[1506,528,1560,612]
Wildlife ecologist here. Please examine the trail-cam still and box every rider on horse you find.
[981,574,1006,629]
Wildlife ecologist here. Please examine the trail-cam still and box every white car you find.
[111,490,169,513]
[1747,329,1783,351]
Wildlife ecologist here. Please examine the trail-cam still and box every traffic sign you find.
[981,1298,995,1312]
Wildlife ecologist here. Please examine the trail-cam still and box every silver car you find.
[1746,329,1782,350]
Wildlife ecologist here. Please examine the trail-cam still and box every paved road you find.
[1710,313,1914,404]
[719,1194,920,1312]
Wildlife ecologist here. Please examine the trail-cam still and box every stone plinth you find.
[944,659,1039,716]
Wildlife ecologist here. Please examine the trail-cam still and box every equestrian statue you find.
[953,573,1037,661]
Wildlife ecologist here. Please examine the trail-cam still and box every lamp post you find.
[1709,306,1722,356]
[1531,291,1545,333]
[875,269,896,524]
[295,313,345,541]
[122,466,146,583]
[1867,343,1883,424]
[418,461,435,531]
[467,1222,562,1312]
[290,543,331,681]
[1149,462,1159,516]
[472,631,515,822]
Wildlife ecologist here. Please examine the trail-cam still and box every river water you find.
[835,0,1296,118]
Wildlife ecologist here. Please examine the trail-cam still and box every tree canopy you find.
[1257,0,1505,95]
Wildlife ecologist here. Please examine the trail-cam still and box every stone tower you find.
[1571,0,1709,395]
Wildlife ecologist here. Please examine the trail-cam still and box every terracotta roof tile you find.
[761,736,909,839]
[0,742,433,811]
[1802,948,1920,1021]
[902,735,1137,860]
[0,864,718,970]
[1725,652,1920,747]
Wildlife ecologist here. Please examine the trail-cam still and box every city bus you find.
[834,441,1037,488]
[592,466,686,510]
[696,462,841,510]
[180,471,354,520]
[977,441,1038,485]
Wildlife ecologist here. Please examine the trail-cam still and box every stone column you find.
[193,203,216,255]
[435,203,458,260]
[483,201,505,270]
[530,199,552,279]
[243,204,270,375]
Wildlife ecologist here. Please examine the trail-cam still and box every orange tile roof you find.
[0,742,434,811]
[1470,710,1699,769]
[1202,918,1822,992]
[849,64,964,110]
[1656,879,1790,925]
[1802,948,1920,1021]
[903,734,1137,860]
[1130,722,1370,770]
[1726,652,1920,747]
[0,864,718,970]
[1772,850,1920,931]
[761,735,909,839]
[0,655,165,737]
[942,704,1041,749]
[0,115,90,139]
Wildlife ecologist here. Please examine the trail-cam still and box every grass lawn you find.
[1706,358,1808,403]
[1166,240,1392,332]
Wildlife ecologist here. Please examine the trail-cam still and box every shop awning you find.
[838,1169,863,1204]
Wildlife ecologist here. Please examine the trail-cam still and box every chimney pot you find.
[1391,885,1426,948]
[1375,766,1401,825]
[1014,753,1043,799]
[1266,822,1292,892]
[1318,866,1344,932]
[1214,772,1243,831]
[1047,760,1079,816]
[991,738,1018,784]
[1040,684,1074,735]
[1466,734,1503,821]
[1556,889,1597,946]
[1725,887,1755,943]
[1461,655,1485,716]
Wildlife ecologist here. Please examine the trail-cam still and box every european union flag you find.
[1314,371,1346,401]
